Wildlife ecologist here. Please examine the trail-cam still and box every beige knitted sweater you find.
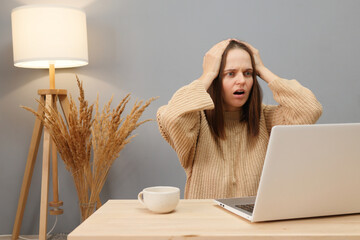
[157,78,322,199]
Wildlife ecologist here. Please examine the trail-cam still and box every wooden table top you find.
[68,199,360,239]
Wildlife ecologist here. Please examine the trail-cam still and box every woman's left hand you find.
[233,40,279,84]
[242,42,265,72]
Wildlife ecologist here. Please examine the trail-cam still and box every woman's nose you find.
[235,75,245,85]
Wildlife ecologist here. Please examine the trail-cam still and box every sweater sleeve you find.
[157,80,214,169]
[263,78,323,134]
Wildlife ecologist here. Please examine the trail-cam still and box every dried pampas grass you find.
[23,76,156,221]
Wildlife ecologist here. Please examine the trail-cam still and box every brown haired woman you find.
[157,39,322,199]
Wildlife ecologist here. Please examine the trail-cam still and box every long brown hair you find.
[205,40,262,139]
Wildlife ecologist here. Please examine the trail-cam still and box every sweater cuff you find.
[167,79,215,116]
[268,78,295,91]
[267,78,306,100]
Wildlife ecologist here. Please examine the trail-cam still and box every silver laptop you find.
[215,123,360,222]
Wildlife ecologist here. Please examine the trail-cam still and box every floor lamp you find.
[11,5,88,240]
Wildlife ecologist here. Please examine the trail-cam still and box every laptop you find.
[214,123,360,222]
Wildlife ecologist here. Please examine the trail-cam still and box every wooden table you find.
[68,199,360,239]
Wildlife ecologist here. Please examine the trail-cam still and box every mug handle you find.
[138,191,145,205]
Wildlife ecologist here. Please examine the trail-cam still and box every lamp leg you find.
[58,95,70,125]
[38,94,52,240]
[12,96,45,240]
[49,97,63,215]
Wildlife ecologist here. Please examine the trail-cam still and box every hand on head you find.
[199,39,231,89]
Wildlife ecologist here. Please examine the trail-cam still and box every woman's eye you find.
[227,72,234,77]
[244,71,252,76]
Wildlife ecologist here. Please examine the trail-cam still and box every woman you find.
[157,39,322,199]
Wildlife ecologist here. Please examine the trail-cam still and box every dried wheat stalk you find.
[22,76,156,221]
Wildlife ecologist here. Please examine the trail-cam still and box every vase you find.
[79,201,96,222]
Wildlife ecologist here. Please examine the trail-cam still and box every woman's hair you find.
[205,40,263,139]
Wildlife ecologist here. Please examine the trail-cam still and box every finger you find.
[208,39,230,53]
[212,40,231,56]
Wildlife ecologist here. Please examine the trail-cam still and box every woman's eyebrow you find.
[224,68,253,72]
[223,68,237,72]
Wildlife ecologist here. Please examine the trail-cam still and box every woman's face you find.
[221,48,254,112]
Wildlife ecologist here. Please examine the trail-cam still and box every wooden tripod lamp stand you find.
[11,5,88,240]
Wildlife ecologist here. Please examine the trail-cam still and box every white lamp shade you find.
[11,5,88,69]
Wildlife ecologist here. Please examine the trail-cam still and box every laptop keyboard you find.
[235,204,255,213]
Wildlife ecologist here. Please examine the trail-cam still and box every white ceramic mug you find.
[138,186,180,213]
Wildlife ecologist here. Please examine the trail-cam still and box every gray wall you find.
[1,0,359,235]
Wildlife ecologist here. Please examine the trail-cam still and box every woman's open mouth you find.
[233,89,245,96]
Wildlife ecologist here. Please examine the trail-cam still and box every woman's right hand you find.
[199,39,231,90]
